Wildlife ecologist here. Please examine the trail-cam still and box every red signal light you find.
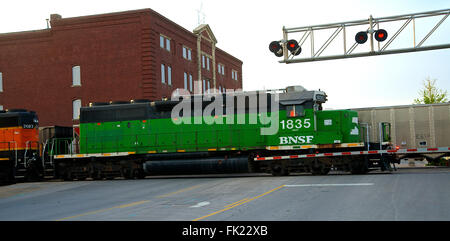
[374,29,388,42]
[269,41,283,57]
[269,41,282,53]
[355,31,368,44]
[286,39,301,56]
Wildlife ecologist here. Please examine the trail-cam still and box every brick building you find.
[0,8,243,126]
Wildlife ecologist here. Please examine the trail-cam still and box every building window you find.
[0,72,3,92]
[232,70,239,81]
[0,105,3,110]
[72,66,81,86]
[160,35,170,51]
[203,79,206,93]
[202,55,211,70]
[218,64,225,75]
[160,36,164,48]
[183,72,193,91]
[183,46,192,60]
[166,38,171,51]
[167,66,172,86]
[161,64,165,84]
[73,99,81,120]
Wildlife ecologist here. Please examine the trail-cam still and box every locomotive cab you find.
[0,109,41,182]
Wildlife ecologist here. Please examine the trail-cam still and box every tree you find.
[413,77,448,104]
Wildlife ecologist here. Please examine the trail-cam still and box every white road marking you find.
[190,201,211,208]
[284,183,374,187]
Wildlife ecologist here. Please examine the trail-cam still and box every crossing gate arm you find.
[254,147,450,161]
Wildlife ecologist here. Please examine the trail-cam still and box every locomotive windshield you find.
[0,111,38,129]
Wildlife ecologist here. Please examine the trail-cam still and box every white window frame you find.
[189,74,193,92]
[73,99,81,120]
[232,70,238,81]
[166,38,170,51]
[160,35,171,52]
[160,35,165,48]
[0,72,3,92]
[167,66,172,86]
[72,66,81,86]
[203,79,206,93]
[161,64,165,84]
[183,46,192,61]
[218,64,226,75]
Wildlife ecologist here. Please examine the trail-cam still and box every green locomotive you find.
[51,86,390,179]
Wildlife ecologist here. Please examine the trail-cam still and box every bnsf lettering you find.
[279,136,314,145]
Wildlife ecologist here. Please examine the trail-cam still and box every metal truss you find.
[279,9,450,64]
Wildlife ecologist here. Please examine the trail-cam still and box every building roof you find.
[193,24,217,44]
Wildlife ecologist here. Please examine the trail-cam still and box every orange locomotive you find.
[0,109,41,183]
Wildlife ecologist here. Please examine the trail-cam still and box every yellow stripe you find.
[103,153,111,156]
[224,198,248,207]
[76,154,84,157]
[0,126,23,130]
[268,146,279,150]
[177,150,186,152]
[128,152,136,154]
[0,147,38,151]
[192,185,285,221]
[0,157,9,161]
[346,143,361,147]
[148,151,157,154]
[208,148,216,151]
[56,200,150,221]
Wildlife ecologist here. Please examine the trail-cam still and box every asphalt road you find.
[0,167,449,221]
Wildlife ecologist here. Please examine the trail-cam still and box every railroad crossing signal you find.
[355,31,368,44]
[269,41,283,57]
[270,9,450,63]
[355,29,388,44]
[374,29,388,42]
[286,39,302,56]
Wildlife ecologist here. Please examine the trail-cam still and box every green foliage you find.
[414,77,448,104]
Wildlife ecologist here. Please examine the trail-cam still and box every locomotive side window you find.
[286,105,305,118]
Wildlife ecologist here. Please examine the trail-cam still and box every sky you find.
[0,0,449,109]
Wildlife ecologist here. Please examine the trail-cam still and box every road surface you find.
[0,167,449,221]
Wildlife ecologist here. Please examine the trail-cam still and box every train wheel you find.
[271,161,289,176]
[63,171,73,181]
[132,168,146,179]
[350,159,369,174]
[310,166,331,175]
[121,168,133,179]
[309,160,331,175]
